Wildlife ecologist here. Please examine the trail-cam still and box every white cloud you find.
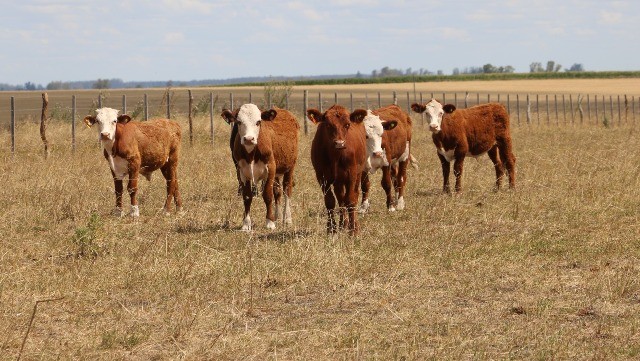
[164,32,185,44]
[599,11,622,24]
[442,27,470,41]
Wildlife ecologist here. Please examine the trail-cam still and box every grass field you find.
[1,80,640,359]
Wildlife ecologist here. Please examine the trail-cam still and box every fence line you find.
[2,90,638,155]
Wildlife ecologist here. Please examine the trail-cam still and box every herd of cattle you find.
[83,99,516,235]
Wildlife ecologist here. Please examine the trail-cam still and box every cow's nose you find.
[373,151,383,158]
[429,124,438,131]
[100,132,110,140]
[334,140,346,149]
[244,136,255,143]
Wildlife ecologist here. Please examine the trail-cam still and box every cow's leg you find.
[113,171,124,217]
[273,175,283,222]
[161,162,181,213]
[359,171,371,214]
[241,181,253,231]
[498,137,517,190]
[453,156,465,194]
[438,153,451,193]
[334,182,347,230]
[487,145,504,191]
[127,166,140,217]
[262,171,276,230]
[381,165,394,211]
[282,171,294,225]
[321,181,337,234]
[395,159,409,210]
[346,172,361,235]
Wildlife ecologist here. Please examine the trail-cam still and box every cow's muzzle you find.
[334,140,346,149]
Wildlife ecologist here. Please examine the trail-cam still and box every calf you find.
[352,105,413,212]
[84,107,182,216]
[221,104,299,231]
[411,100,516,193]
[308,105,366,235]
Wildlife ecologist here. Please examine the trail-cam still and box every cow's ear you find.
[221,109,235,124]
[382,120,398,131]
[117,114,131,123]
[349,109,367,123]
[411,103,426,114]
[261,109,277,121]
[307,109,323,124]
[83,116,96,127]
[443,104,456,114]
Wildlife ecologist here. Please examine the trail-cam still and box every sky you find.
[0,0,638,86]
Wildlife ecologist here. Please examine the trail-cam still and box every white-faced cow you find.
[221,104,299,231]
[308,105,367,235]
[351,104,413,212]
[411,99,516,193]
[84,107,182,217]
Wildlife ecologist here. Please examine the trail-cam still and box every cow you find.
[351,104,413,213]
[411,99,516,193]
[221,104,299,231]
[83,107,182,217]
[308,105,367,235]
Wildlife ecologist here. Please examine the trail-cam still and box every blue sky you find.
[0,0,638,85]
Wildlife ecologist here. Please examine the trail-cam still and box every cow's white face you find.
[423,99,445,133]
[363,110,387,172]
[235,104,263,151]
[85,107,120,142]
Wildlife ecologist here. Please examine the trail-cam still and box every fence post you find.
[249,92,253,104]
[507,94,511,114]
[210,92,215,145]
[594,95,599,125]
[487,93,490,103]
[464,91,468,108]
[350,93,353,112]
[442,92,446,104]
[516,94,520,125]
[230,93,234,111]
[122,94,127,114]
[144,93,148,121]
[578,95,584,124]
[365,93,369,109]
[98,94,102,108]
[476,93,479,106]
[609,96,614,126]
[166,91,171,119]
[497,93,500,104]
[633,96,636,125]
[587,94,591,124]
[334,92,338,105]
[406,92,411,114]
[603,95,606,126]
[454,93,458,107]
[303,90,308,135]
[378,92,381,108]
[617,95,622,125]
[392,91,397,105]
[526,94,531,125]
[419,93,424,125]
[562,94,566,125]
[554,95,559,126]
[546,95,550,125]
[569,94,574,125]
[624,95,628,124]
[72,95,76,153]
[40,93,50,158]
[536,94,540,125]
[319,92,323,112]
[10,96,15,156]
[188,89,193,146]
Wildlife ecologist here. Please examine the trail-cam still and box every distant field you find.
[1,79,640,359]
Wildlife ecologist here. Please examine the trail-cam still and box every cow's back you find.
[373,105,412,158]
[259,107,299,173]
[448,103,509,155]
[115,119,181,170]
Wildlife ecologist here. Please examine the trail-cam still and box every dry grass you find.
[1,104,640,360]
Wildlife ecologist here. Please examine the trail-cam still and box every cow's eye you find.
[366,135,369,139]
[345,123,350,129]
[256,120,261,126]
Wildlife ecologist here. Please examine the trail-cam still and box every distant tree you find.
[355,71,363,78]
[371,70,378,78]
[567,63,584,72]
[166,80,174,87]
[452,67,460,75]
[93,78,110,89]
[405,67,412,75]
[437,70,443,76]
[483,63,497,73]
[47,81,71,90]
[504,65,515,73]
[24,82,37,91]
[530,62,544,73]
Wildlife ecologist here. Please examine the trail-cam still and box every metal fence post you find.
[72,95,76,153]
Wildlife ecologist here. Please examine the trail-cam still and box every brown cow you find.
[351,105,413,212]
[411,99,516,193]
[308,105,366,235]
[84,107,182,217]
[221,104,299,231]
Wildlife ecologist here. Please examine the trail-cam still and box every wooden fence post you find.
[602,95,606,125]
[419,93,424,125]
[10,96,15,156]
[562,94,566,125]
[72,95,76,153]
[476,93,479,106]
[454,93,458,107]
[578,95,584,124]
[144,93,148,121]
[40,93,50,158]
[617,95,622,125]
[587,94,591,123]
[122,94,127,114]
[230,93,234,111]
[487,93,490,103]
[464,91,468,108]
[546,95,550,125]
[188,89,193,146]
[633,96,636,125]
[609,96,614,126]
[365,93,369,109]
[516,94,520,125]
[249,92,253,104]
[624,95,628,124]
[393,91,398,106]
[507,94,510,114]
[526,94,531,124]
[350,93,353,112]
[209,92,215,145]
[536,94,540,125]
[569,94,574,125]
[378,92,382,108]
[594,94,599,125]
[554,95,559,126]
[166,91,171,119]
[442,92,446,104]
[303,90,308,135]
[334,92,338,105]
[319,92,323,112]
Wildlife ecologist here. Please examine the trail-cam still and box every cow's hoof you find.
[266,220,276,230]
[129,205,140,217]
[388,206,396,212]
[241,216,252,232]
[284,217,293,225]
[396,197,405,211]
[359,200,370,214]
[112,208,124,217]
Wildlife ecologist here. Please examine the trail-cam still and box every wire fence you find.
[1,89,638,155]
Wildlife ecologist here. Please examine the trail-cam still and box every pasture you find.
[1,80,640,359]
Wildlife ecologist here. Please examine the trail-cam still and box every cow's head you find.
[221,103,276,152]
[350,109,397,172]
[83,107,131,142]
[411,99,455,133]
[308,105,361,150]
